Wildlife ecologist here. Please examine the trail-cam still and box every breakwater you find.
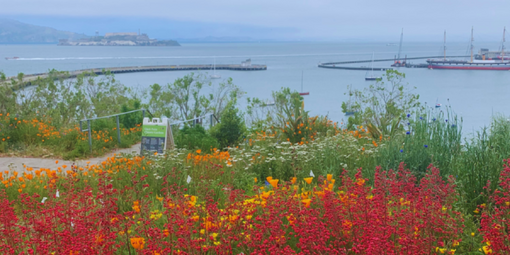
[6,64,267,87]
[318,55,469,70]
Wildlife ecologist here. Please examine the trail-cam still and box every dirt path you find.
[0,143,141,173]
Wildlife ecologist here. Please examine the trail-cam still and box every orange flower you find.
[301,199,311,208]
[266,176,273,182]
[269,179,279,189]
[130,237,145,250]
[327,174,332,182]
[304,177,313,184]
[254,177,258,183]
[291,177,297,184]
[132,201,140,213]
[196,149,201,154]
[55,160,59,164]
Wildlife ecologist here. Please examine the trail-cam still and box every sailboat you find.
[210,57,221,79]
[299,71,309,96]
[365,53,382,81]
[428,27,510,70]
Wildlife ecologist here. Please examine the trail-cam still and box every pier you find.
[6,63,267,87]
[318,55,469,70]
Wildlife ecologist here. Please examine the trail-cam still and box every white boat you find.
[210,57,221,79]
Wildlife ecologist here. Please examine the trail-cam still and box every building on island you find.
[58,31,180,46]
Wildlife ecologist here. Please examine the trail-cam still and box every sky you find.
[2,0,510,41]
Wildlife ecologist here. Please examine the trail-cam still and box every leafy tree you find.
[211,101,246,149]
[342,70,421,138]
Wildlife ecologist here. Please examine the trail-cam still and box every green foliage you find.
[175,125,219,152]
[376,108,462,180]
[119,100,143,129]
[211,102,246,149]
[453,115,510,214]
[147,74,242,121]
[343,70,421,138]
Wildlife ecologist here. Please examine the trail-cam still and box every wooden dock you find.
[6,64,267,86]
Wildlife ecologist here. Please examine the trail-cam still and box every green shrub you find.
[211,102,246,149]
[175,125,219,152]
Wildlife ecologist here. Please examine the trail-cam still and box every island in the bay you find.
[58,32,180,46]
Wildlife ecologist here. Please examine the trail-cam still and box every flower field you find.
[1,122,509,254]
[0,113,142,159]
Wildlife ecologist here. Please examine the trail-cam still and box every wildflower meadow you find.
[2,70,510,254]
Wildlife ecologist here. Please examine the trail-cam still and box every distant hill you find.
[0,19,88,43]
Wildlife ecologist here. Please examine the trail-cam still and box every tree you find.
[146,73,242,122]
[211,101,246,149]
[342,70,421,138]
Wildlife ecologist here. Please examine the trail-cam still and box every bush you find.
[211,102,246,149]
[175,125,219,152]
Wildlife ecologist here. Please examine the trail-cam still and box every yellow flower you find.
[356,178,365,186]
[452,240,459,247]
[471,232,475,237]
[304,177,313,184]
[474,208,480,214]
[442,206,447,212]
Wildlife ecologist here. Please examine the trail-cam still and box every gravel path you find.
[0,143,140,173]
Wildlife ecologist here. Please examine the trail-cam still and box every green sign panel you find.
[142,125,167,137]
[141,118,169,155]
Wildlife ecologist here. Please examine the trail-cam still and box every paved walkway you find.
[0,143,141,173]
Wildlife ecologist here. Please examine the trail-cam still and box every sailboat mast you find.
[502,27,506,60]
[443,30,446,61]
[470,27,474,63]
[397,28,403,61]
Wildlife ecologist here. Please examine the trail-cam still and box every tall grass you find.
[453,115,510,213]
[376,107,462,179]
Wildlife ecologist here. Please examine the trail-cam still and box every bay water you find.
[1,42,509,134]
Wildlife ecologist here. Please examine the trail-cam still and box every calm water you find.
[1,42,509,134]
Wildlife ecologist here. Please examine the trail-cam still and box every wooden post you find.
[87,120,92,154]
[116,115,121,145]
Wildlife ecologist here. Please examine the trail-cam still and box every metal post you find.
[193,119,196,127]
[116,115,121,145]
[79,121,82,132]
[87,120,92,154]
[210,114,213,129]
[142,109,145,120]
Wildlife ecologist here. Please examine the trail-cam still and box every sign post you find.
[141,118,169,155]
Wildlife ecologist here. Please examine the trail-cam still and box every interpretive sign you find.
[141,118,169,155]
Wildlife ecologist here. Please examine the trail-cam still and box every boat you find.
[391,29,406,67]
[5,57,19,60]
[428,27,510,70]
[210,57,221,79]
[299,71,309,96]
[365,53,382,81]
[435,99,441,108]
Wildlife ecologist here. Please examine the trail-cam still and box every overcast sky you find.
[2,0,509,41]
